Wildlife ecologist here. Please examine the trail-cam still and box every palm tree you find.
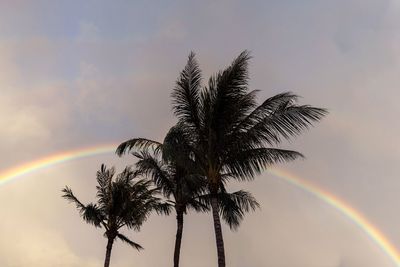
[168,51,327,267]
[133,148,206,267]
[62,164,170,267]
[117,124,259,267]
[117,51,327,266]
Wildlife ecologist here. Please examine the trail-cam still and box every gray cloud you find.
[0,0,399,266]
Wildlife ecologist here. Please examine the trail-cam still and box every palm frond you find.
[134,150,174,196]
[171,51,202,130]
[239,103,327,146]
[113,177,171,230]
[198,84,214,143]
[62,187,104,227]
[186,198,210,213]
[115,166,136,185]
[82,203,104,227]
[225,190,260,213]
[208,50,253,138]
[224,148,303,180]
[96,164,115,188]
[96,164,115,210]
[153,200,173,216]
[116,138,162,156]
[216,50,251,97]
[163,123,192,161]
[182,174,207,194]
[232,92,299,134]
[117,233,144,251]
[218,190,259,230]
[62,186,85,210]
[195,189,259,230]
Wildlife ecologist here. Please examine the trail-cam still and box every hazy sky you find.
[0,1,400,266]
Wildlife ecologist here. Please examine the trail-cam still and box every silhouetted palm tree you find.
[134,149,206,267]
[117,51,326,267]
[62,164,170,267]
[167,51,327,267]
[117,124,259,267]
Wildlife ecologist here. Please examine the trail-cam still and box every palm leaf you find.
[62,186,85,210]
[186,198,210,213]
[224,148,303,180]
[134,150,175,197]
[171,51,202,130]
[82,203,104,227]
[225,190,260,213]
[96,164,115,210]
[232,92,299,134]
[62,187,104,227]
[117,233,143,251]
[239,104,327,146]
[208,51,253,139]
[116,138,162,156]
[196,189,259,230]
[218,190,259,230]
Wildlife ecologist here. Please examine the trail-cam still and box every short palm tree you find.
[117,124,259,267]
[62,164,170,267]
[134,148,206,267]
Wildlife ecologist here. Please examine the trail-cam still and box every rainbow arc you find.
[0,144,398,266]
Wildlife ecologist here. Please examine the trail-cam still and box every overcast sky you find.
[0,1,400,266]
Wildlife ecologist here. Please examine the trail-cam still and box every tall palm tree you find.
[168,51,327,267]
[117,124,259,267]
[117,51,327,266]
[62,164,170,267]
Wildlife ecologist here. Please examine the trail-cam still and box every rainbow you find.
[269,168,400,266]
[0,144,116,186]
[0,144,398,266]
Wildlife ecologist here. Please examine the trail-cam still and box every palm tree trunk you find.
[104,237,114,267]
[173,210,184,267]
[211,196,226,267]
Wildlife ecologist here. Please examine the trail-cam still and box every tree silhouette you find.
[118,124,259,267]
[117,51,327,267]
[134,148,206,267]
[168,51,327,267]
[62,164,170,267]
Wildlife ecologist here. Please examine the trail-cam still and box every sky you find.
[0,0,399,266]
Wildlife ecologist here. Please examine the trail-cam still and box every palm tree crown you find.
[169,51,327,267]
[170,51,327,187]
[62,164,170,267]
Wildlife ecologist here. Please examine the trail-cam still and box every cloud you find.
[0,225,101,267]
[0,0,400,266]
